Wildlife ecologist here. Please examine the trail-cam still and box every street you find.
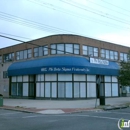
[0,108,130,130]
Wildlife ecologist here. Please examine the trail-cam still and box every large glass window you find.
[94,47,98,57]
[43,46,48,55]
[101,49,105,58]
[110,51,114,60]
[51,44,56,54]
[28,49,32,58]
[36,74,44,81]
[87,83,96,97]
[34,48,38,57]
[88,47,93,56]
[74,44,79,54]
[24,50,27,59]
[120,53,123,61]
[74,82,86,98]
[101,49,118,61]
[83,45,87,55]
[106,50,109,59]
[12,76,17,82]
[58,74,72,81]
[45,74,57,81]
[104,76,111,82]
[58,82,65,98]
[105,83,111,97]
[11,83,17,96]
[23,75,29,82]
[74,74,86,81]
[80,83,86,98]
[36,83,44,97]
[29,83,34,97]
[51,43,80,55]
[83,45,98,57]
[34,46,48,57]
[74,82,79,98]
[124,53,127,62]
[87,75,96,81]
[65,82,72,98]
[23,83,28,96]
[112,83,118,96]
[39,47,43,56]
[3,53,14,62]
[114,51,118,60]
[65,44,73,54]
[51,82,57,98]
[45,82,51,98]
[17,49,32,60]
[57,44,64,54]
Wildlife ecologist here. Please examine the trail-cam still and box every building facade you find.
[0,34,130,99]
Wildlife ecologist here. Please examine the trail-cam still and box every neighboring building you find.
[0,34,130,99]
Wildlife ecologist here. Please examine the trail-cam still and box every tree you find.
[118,51,130,86]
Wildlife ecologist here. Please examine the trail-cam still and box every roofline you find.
[0,34,130,50]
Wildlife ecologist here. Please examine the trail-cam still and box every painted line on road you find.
[22,115,43,118]
[22,114,129,121]
[0,112,22,115]
[101,111,130,115]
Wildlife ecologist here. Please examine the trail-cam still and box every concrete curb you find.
[0,106,102,114]
[103,105,129,111]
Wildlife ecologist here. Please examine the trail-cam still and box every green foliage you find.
[118,50,130,86]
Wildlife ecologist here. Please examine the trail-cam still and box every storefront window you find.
[45,82,51,97]
[112,83,118,96]
[87,83,96,97]
[105,83,111,97]
[65,82,72,98]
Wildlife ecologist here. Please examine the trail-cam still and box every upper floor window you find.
[3,53,14,62]
[3,71,8,78]
[120,53,127,62]
[0,55,2,63]
[83,45,98,57]
[34,45,48,57]
[50,43,79,55]
[100,49,118,61]
[16,49,32,60]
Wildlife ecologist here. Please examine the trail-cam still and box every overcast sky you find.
[0,0,130,48]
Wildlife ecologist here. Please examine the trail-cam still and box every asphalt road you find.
[0,108,130,130]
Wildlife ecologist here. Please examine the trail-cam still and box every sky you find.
[0,0,130,48]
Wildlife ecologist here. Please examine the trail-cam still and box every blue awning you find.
[8,56,119,76]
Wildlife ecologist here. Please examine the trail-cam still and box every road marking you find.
[0,112,22,115]
[22,115,43,118]
[22,114,129,121]
[101,111,130,115]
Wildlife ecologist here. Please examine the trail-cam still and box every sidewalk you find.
[0,97,130,114]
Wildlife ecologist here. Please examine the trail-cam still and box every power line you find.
[61,0,130,26]
[86,0,130,18]
[0,32,31,40]
[27,0,130,31]
[101,0,130,13]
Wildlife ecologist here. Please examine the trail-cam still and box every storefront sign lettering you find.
[41,67,89,72]
[90,58,109,65]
